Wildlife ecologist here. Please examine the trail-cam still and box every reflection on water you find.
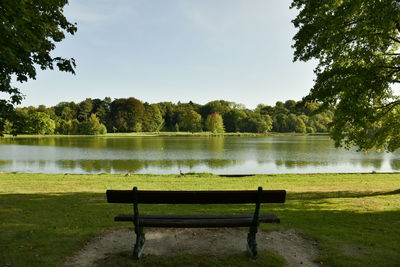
[0,136,399,174]
[358,158,384,169]
[391,159,400,171]
[275,160,329,169]
[55,159,240,173]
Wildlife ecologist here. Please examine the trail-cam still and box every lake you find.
[0,135,399,174]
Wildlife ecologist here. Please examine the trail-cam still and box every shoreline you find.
[0,171,399,176]
[1,132,329,138]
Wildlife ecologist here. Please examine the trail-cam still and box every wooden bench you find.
[106,186,286,259]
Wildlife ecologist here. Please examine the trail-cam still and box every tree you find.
[255,104,274,116]
[143,104,164,132]
[92,98,110,127]
[158,102,177,131]
[285,114,299,133]
[244,113,273,133]
[9,108,28,134]
[284,100,297,113]
[273,101,289,115]
[0,0,77,135]
[291,0,400,151]
[79,114,107,135]
[57,119,79,135]
[26,112,56,134]
[110,98,145,132]
[205,112,225,133]
[294,116,307,133]
[273,114,289,132]
[199,100,236,118]
[2,120,12,134]
[78,98,93,121]
[308,113,332,133]
[177,109,202,132]
[224,109,247,132]
[55,102,78,120]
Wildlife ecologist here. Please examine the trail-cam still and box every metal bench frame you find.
[106,186,286,259]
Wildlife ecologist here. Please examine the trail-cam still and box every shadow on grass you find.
[96,251,285,267]
[288,189,400,200]
[0,192,399,267]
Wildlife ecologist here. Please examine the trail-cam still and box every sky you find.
[17,0,317,109]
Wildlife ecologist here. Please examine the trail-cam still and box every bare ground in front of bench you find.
[65,228,320,267]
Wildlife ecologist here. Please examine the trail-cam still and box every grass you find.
[0,172,399,266]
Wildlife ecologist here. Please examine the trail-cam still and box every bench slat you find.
[106,190,286,204]
[114,214,280,226]
[139,218,254,228]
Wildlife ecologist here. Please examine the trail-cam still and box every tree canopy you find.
[291,0,400,151]
[3,97,333,135]
[0,0,76,134]
[205,112,225,134]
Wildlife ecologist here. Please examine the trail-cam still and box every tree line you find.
[4,98,333,135]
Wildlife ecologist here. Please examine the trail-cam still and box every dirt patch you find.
[65,228,320,267]
[341,244,366,258]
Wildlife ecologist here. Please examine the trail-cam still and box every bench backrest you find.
[106,187,286,204]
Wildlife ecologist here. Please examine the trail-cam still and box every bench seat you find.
[114,214,280,227]
[106,187,286,259]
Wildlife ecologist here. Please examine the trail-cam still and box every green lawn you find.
[0,173,399,266]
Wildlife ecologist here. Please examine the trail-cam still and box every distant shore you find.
[1,132,329,138]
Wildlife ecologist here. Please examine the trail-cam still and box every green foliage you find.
[205,112,225,133]
[286,114,306,133]
[7,98,333,135]
[177,109,202,132]
[110,98,145,132]
[92,97,111,127]
[143,104,164,132]
[0,101,15,135]
[78,114,107,135]
[199,100,241,118]
[157,102,177,131]
[132,122,142,132]
[308,114,331,133]
[26,112,56,135]
[0,0,76,134]
[283,100,296,112]
[245,113,273,133]
[57,119,79,135]
[78,98,93,121]
[291,0,400,151]
[273,114,288,132]
[224,109,248,132]
[2,120,12,134]
[55,102,79,120]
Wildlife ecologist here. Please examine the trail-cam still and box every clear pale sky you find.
[18,0,316,109]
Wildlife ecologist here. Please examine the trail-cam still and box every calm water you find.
[0,136,399,174]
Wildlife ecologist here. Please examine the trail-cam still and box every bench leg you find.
[247,226,258,257]
[132,227,146,260]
